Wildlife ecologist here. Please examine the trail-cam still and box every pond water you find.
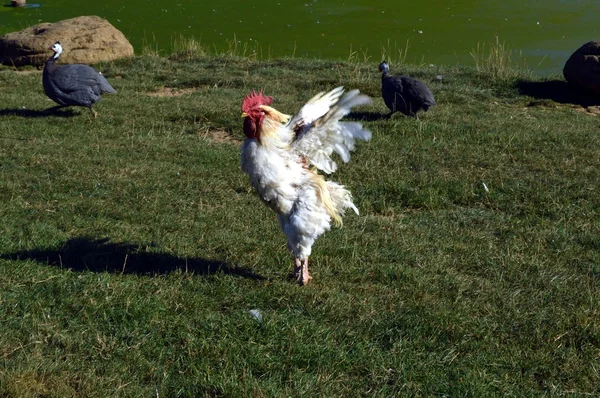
[1,0,598,75]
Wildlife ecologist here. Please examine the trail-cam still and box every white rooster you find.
[241,87,372,285]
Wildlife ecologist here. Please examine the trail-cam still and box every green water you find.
[1,0,598,75]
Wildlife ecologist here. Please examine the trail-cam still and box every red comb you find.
[242,90,273,113]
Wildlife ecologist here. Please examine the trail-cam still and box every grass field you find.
[0,51,599,396]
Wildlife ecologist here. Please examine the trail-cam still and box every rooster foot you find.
[294,257,312,286]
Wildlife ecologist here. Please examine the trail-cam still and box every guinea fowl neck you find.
[45,57,57,72]
[46,49,61,64]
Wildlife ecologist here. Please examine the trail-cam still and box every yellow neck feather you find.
[258,105,291,147]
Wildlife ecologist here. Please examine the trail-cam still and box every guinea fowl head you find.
[49,41,63,60]
[241,90,273,139]
[378,61,390,76]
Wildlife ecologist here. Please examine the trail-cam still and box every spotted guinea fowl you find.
[43,41,116,118]
[378,60,436,118]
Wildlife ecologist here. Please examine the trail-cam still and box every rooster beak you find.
[241,112,248,118]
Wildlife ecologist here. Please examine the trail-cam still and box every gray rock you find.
[0,16,134,67]
[563,41,600,95]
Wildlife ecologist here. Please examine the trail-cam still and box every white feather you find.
[287,86,345,135]
[291,88,372,174]
[241,87,371,261]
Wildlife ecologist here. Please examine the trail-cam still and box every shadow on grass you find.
[347,111,388,122]
[516,80,600,107]
[0,106,78,118]
[0,237,265,280]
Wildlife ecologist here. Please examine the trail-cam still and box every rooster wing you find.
[287,87,372,174]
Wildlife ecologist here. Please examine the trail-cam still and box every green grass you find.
[0,52,599,397]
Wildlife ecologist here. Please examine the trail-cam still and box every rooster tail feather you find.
[327,181,359,227]
[310,175,359,227]
[329,181,359,216]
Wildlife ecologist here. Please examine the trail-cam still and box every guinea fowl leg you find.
[89,106,98,119]
[297,257,312,286]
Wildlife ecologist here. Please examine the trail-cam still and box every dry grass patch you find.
[14,69,42,75]
[198,129,242,145]
[147,86,198,97]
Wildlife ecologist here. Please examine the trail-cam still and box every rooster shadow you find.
[0,106,78,118]
[516,79,600,107]
[0,236,265,279]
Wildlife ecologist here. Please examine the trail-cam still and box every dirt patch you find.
[528,101,600,117]
[572,105,600,116]
[526,100,558,108]
[200,129,242,145]
[147,87,198,97]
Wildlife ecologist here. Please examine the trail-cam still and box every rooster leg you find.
[297,257,312,286]
[89,106,98,119]
[293,256,302,280]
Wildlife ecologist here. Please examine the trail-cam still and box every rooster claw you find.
[297,272,312,286]
[293,257,312,286]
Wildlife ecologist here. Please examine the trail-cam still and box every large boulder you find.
[0,16,134,67]
[563,41,600,95]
